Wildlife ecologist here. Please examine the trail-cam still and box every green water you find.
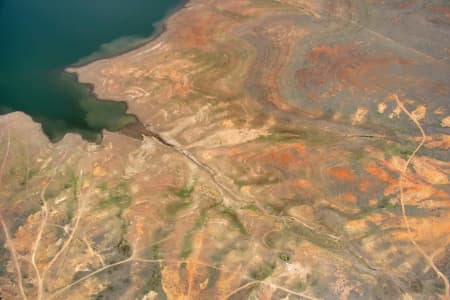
[0,0,183,141]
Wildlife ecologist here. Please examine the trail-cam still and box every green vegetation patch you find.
[234,176,280,187]
[294,280,307,292]
[180,212,208,259]
[96,181,108,192]
[173,185,195,198]
[117,238,132,257]
[206,268,221,289]
[100,180,132,209]
[352,147,368,162]
[361,225,381,239]
[257,134,299,143]
[148,226,174,259]
[165,184,195,219]
[352,196,428,219]
[139,264,166,300]
[165,200,191,218]
[384,142,414,160]
[279,252,291,262]
[8,164,34,186]
[257,127,338,145]
[250,261,276,280]
[240,204,261,213]
[63,171,78,190]
[378,197,396,209]
[287,222,341,250]
[221,207,247,235]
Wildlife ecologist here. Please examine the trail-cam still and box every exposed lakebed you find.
[0,0,183,141]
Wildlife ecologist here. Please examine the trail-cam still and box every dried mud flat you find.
[1,0,450,299]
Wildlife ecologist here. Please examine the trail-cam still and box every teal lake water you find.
[0,0,183,141]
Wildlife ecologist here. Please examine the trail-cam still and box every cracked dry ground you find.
[1,0,450,299]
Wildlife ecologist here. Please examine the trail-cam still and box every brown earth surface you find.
[1,0,450,299]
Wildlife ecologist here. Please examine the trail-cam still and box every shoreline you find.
[67,0,190,70]
[62,0,191,144]
[0,0,192,144]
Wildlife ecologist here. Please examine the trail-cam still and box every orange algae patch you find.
[365,162,392,182]
[432,5,450,16]
[329,166,354,181]
[291,179,314,189]
[392,217,450,245]
[268,149,295,164]
[342,192,357,204]
[92,165,107,177]
[254,144,306,165]
[292,143,306,153]
[359,179,374,192]
[295,43,413,96]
